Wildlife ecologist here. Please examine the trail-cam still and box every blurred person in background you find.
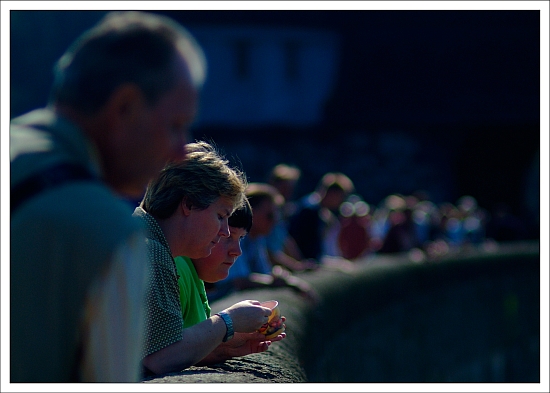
[266,163,304,262]
[267,163,302,220]
[10,11,205,382]
[378,195,422,254]
[410,199,440,246]
[456,195,488,245]
[372,193,494,258]
[337,194,373,260]
[439,202,466,247]
[210,183,319,303]
[134,142,280,377]
[266,164,318,272]
[288,172,355,261]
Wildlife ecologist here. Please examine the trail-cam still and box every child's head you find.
[192,197,252,283]
[228,196,253,233]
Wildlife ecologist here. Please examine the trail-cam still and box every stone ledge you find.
[143,286,311,383]
[143,240,540,383]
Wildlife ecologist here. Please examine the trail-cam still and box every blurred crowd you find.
[207,162,537,302]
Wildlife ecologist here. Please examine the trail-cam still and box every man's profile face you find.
[121,55,199,198]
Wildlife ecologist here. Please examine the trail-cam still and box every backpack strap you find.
[11,162,97,214]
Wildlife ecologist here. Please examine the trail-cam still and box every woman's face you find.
[178,196,234,259]
[193,226,247,283]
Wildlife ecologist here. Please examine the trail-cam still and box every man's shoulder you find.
[10,108,101,188]
[10,108,55,127]
[65,185,143,237]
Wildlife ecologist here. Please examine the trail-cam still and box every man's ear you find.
[104,83,145,129]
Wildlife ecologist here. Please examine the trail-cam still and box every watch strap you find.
[216,311,234,342]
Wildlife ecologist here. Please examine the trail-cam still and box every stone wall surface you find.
[142,285,311,384]
[143,241,540,384]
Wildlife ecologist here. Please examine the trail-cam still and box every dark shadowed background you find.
[9,8,542,239]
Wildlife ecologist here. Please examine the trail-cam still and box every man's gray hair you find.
[50,11,206,114]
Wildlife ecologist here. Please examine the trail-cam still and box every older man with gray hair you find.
[10,11,206,382]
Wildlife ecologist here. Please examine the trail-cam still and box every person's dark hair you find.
[228,197,253,233]
[50,11,206,114]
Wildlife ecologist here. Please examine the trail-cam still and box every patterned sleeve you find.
[142,239,184,358]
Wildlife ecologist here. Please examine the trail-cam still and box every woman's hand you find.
[196,330,286,366]
[223,300,273,333]
[220,331,286,357]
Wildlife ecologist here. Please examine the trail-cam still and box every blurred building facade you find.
[190,26,340,127]
[9,10,541,237]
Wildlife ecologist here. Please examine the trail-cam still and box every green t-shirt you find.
[174,256,211,328]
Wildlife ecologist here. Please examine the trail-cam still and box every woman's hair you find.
[141,141,247,219]
[50,11,206,114]
[228,196,253,233]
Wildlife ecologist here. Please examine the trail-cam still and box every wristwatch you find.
[216,311,234,342]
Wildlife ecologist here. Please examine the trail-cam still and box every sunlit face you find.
[193,226,247,283]
[174,196,234,259]
[112,55,198,198]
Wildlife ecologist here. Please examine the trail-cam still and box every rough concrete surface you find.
[143,287,312,383]
[142,241,540,384]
